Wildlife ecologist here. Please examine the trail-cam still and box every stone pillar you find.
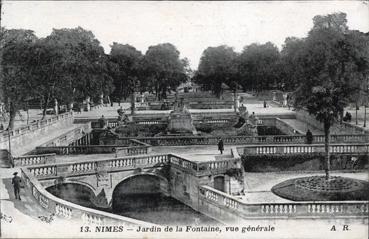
[54,99,59,115]
[86,96,91,111]
[130,93,136,115]
[69,102,74,112]
[283,93,288,107]
[99,93,104,105]
[272,91,277,102]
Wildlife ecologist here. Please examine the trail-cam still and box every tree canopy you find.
[292,12,369,179]
[1,28,38,128]
[141,43,188,100]
[109,43,143,101]
[238,42,280,92]
[195,45,238,96]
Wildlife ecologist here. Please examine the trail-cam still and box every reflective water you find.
[47,185,218,225]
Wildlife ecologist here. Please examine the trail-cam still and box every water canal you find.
[47,183,219,225]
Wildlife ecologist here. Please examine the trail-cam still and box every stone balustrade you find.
[91,121,120,129]
[40,123,92,147]
[11,153,56,167]
[25,153,238,180]
[199,185,369,218]
[119,134,369,146]
[0,112,74,144]
[21,168,157,226]
[36,145,151,156]
[197,158,241,176]
[239,143,369,156]
[26,154,171,179]
[169,154,241,176]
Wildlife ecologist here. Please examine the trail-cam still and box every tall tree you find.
[142,43,188,100]
[109,43,143,114]
[293,12,369,179]
[0,28,38,129]
[238,42,280,92]
[279,37,306,91]
[196,45,238,97]
[44,27,114,110]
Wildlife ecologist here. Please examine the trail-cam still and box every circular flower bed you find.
[271,176,369,201]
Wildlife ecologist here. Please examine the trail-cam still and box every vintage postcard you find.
[0,1,368,238]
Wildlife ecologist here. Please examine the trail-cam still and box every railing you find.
[0,112,74,143]
[118,134,369,146]
[239,143,369,156]
[21,168,157,226]
[35,145,151,156]
[11,153,56,167]
[25,152,240,179]
[26,154,171,179]
[91,121,119,129]
[169,154,241,176]
[40,123,91,147]
[199,185,369,218]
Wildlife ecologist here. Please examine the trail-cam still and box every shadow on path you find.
[2,178,50,221]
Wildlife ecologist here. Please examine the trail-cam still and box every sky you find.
[2,1,369,69]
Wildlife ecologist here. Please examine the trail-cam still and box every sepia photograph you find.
[0,1,368,238]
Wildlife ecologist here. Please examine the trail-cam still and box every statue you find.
[238,104,249,119]
[117,107,129,125]
[173,97,189,114]
[167,96,197,135]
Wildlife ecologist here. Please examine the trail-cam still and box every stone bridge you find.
[23,152,242,210]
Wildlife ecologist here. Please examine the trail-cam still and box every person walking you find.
[218,139,224,154]
[12,172,22,200]
[306,129,313,144]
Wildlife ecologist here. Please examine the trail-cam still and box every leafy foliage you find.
[109,43,143,101]
[195,45,238,96]
[0,29,38,128]
[237,42,280,92]
[141,43,188,100]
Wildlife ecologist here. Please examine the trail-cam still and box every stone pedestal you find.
[99,93,104,105]
[283,93,288,107]
[168,112,197,135]
[272,91,277,101]
[86,96,91,111]
[54,99,59,115]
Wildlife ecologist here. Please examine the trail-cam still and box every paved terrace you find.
[73,102,296,120]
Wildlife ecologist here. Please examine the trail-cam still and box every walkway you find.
[54,145,235,163]
[73,102,295,120]
[11,124,82,156]
[0,167,77,238]
[280,119,323,134]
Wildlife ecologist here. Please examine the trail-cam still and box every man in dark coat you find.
[12,172,22,200]
[306,129,313,144]
[218,139,224,154]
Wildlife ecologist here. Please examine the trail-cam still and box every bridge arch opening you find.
[111,174,169,212]
[46,183,98,209]
[214,176,225,192]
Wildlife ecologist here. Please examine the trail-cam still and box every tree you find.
[196,45,238,97]
[44,27,114,110]
[238,42,280,92]
[293,12,369,180]
[109,43,143,114]
[142,43,188,100]
[279,37,306,91]
[0,28,38,129]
